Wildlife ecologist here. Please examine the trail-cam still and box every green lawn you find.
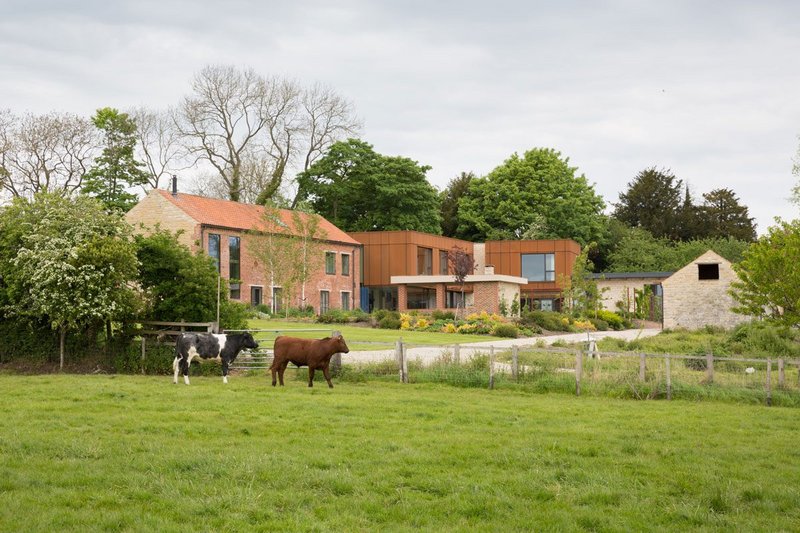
[246,318,509,350]
[1,375,798,531]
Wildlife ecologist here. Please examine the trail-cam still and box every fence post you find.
[395,338,404,383]
[766,358,772,407]
[401,342,409,384]
[141,337,146,375]
[575,349,582,396]
[778,358,785,388]
[705,351,714,384]
[488,346,495,390]
[454,344,461,365]
[512,345,519,381]
[639,353,646,382]
[330,330,342,376]
[665,354,672,401]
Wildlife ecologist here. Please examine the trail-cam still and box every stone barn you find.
[661,250,749,330]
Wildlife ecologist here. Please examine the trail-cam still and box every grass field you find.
[1,375,799,532]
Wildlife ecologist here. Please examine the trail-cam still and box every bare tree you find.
[0,111,96,198]
[448,246,476,318]
[177,65,360,205]
[129,106,186,192]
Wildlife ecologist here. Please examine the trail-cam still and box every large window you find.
[320,290,330,313]
[341,254,350,276]
[208,233,220,272]
[367,286,397,311]
[229,236,241,299]
[521,253,555,282]
[325,252,336,275]
[341,291,350,311]
[417,247,432,275]
[407,287,436,309]
[439,250,449,275]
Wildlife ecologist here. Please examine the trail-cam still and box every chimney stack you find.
[171,174,178,196]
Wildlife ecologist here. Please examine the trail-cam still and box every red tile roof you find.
[156,189,360,245]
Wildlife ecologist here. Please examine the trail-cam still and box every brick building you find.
[125,188,361,313]
[348,230,580,315]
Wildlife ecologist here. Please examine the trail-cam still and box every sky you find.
[2,0,799,234]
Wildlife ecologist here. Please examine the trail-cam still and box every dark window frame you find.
[521,253,555,282]
[208,233,221,272]
[325,252,336,275]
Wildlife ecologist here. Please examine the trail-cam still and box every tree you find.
[0,111,95,198]
[697,188,757,241]
[177,65,359,204]
[130,106,185,191]
[560,243,602,317]
[1,193,139,368]
[82,108,149,212]
[731,219,800,326]
[249,205,327,314]
[613,167,684,240]
[296,139,442,233]
[455,148,606,245]
[440,171,474,237]
[447,246,476,318]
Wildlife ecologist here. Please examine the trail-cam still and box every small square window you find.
[698,264,719,280]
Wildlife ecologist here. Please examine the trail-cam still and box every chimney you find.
[171,174,178,196]
[485,264,495,275]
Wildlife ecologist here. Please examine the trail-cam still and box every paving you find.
[343,326,662,365]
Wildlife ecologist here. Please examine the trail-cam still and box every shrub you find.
[588,318,609,331]
[431,310,455,321]
[220,300,251,330]
[378,317,401,329]
[521,310,573,332]
[492,324,518,338]
[595,310,627,330]
[317,309,349,323]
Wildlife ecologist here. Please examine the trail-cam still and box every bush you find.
[431,310,456,321]
[220,300,251,330]
[589,318,609,331]
[378,317,401,329]
[317,309,349,323]
[595,310,627,330]
[521,310,573,332]
[373,309,400,323]
[492,324,518,338]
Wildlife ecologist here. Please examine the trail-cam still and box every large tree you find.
[177,65,359,204]
[612,167,685,240]
[456,148,605,245]
[1,193,140,367]
[697,188,757,241]
[296,139,442,233]
[731,219,800,326]
[0,111,96,198]
[130,106,185,192]
[440,171,474,237]
[82,107,149,212]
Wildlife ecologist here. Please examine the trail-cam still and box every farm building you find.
[125,185,362,314]
[591,272,672,320]
[661,250,748,330]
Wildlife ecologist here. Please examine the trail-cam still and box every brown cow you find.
[270,334,350,388]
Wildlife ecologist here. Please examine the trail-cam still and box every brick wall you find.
[661,251,748,330]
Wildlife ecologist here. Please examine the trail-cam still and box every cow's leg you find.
[182,355,191,385]
[270,365,278,387]
[308,367,316,387]
[278,361,288,386]
[322,363,334,388]
[173,356,181,384]
[222,359,229,384]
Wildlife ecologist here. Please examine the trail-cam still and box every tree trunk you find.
[59,325,66,370]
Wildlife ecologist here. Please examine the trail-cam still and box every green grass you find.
[246,318,508,350]
[2,375,799,532]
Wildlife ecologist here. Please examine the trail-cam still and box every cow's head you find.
[241,332,259,350]
[333,334,350,354]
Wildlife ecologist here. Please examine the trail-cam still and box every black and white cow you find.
[173,332,259,385]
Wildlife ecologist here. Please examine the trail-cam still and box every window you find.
[320,290,330,313]
[272,287,282,313]
[439,250,449,275]
[521,253,555,282]
[417,247,432,275]
[208,234,220,272]
[250,286,262,306]
[341,291,350,311]
[698,264,720,280]
[407,287,436,309]
[229,236,241,299]
[341,254,350,276]
[325,252,336,275]
[367,286,397,311]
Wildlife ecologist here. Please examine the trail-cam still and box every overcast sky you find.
[2,0,798,233]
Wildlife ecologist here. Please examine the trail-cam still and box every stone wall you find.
[597,277,667,313]
[661,251,748,330]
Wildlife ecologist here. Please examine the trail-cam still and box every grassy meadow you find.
[1,375,799,532]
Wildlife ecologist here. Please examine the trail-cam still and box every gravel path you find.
[344,326,662,365]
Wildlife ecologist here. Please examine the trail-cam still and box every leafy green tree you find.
[731,219,800,326]
[134,228,244,329]
[560,243,603,317]
[296,139,442,233]
[455,148,605,245]
[697,188,757,241]
[82,108,149,212]
[1,193,140,367]
[613,167,685,240]
[440,171,474,237]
